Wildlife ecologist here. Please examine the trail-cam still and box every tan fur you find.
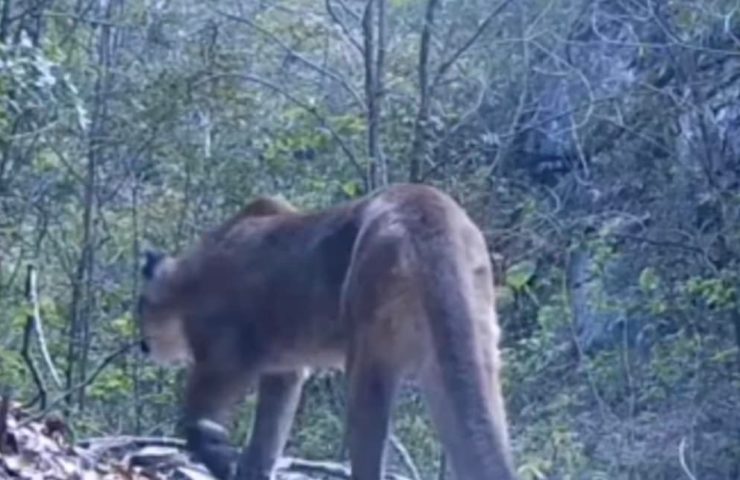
[138,256,193,366]
[137,184,516,480]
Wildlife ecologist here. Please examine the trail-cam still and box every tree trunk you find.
[409,0,439,183]
[66,0,116,412]
[0,0,12,43]
[363,0,387,189]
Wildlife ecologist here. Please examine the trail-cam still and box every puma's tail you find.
[415,232,516,480]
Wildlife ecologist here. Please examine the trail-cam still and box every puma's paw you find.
[185,419,239,480]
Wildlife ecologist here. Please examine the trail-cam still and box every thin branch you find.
[431,0,514,90]
[26,265,62,387]
[43,10,133,28]
[326,0,364,54]
[590,113,672,158]
[0,387,11,454]
[609,233,705,255]
[568,94,591,182]
[78,435,186,451]
[678,437,697,480]
[20,264,55,410]
[556,34,740,57]
[21,310,46,410]
[363,0,376,187]
[19,342,136,427]
[421,76,488,181]
[374,0,387,186]
[505,0,532,142]
[333,0,361,22]
[530,39,596,134]
[389,434,422,480]
[193,73,365,186]
[214,8,364,107]
[277,456,410,480]
[562,252,614,424]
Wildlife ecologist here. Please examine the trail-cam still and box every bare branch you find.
[362,0,375,186]
[21,264,62,410]
[278,456,411,480]
[562,254,615,424]
[78,435,186,455]
[20,342,136,427]
[556,34,740,57]
[374,0,387,186]
[333,0,361,22]
[21,310,46,410]
[0,387,11,454]
[43,10,134,28]
[193,73,365,186]
[530,39,596,133]
[326,0,364,54]
[421,76,488,181]
[26,265,62,387]
[678,437,697,480]
[214,7,364,108]
[608,233,705,255]
[389,434,422,480]
[432,0,514,90]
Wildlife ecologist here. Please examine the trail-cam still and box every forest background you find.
[1,0,739,479]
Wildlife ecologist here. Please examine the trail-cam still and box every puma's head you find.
[137,250,192,366]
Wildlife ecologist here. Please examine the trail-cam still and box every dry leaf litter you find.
[0,402,314,480]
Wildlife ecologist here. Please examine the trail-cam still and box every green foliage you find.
[340,180,362,198]
[506,260,536,291]
[685,276,736,310]
[291,410,343,460]
[394,396,441,478]
[290,391,344,460]
[89,369,134,402]
[514,420,593,480]
[0,348,25,387]
[638,267,660,293]
[110,313,135,338]
[0,39,87,135]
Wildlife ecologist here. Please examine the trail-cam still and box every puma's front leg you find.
[183,363,255,480]
[236,369,309,480]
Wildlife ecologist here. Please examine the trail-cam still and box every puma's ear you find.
[142,249,165,279]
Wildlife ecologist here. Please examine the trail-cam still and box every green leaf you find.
[111,313,135,337]
[639,267,659,292]
[341,181,360,198]
[506,260,536,290]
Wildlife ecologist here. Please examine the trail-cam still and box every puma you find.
[137,183,516,480]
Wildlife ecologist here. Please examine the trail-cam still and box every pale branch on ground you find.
[389,433,422,480]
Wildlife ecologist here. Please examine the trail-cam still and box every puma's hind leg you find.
[345,339,402,480]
